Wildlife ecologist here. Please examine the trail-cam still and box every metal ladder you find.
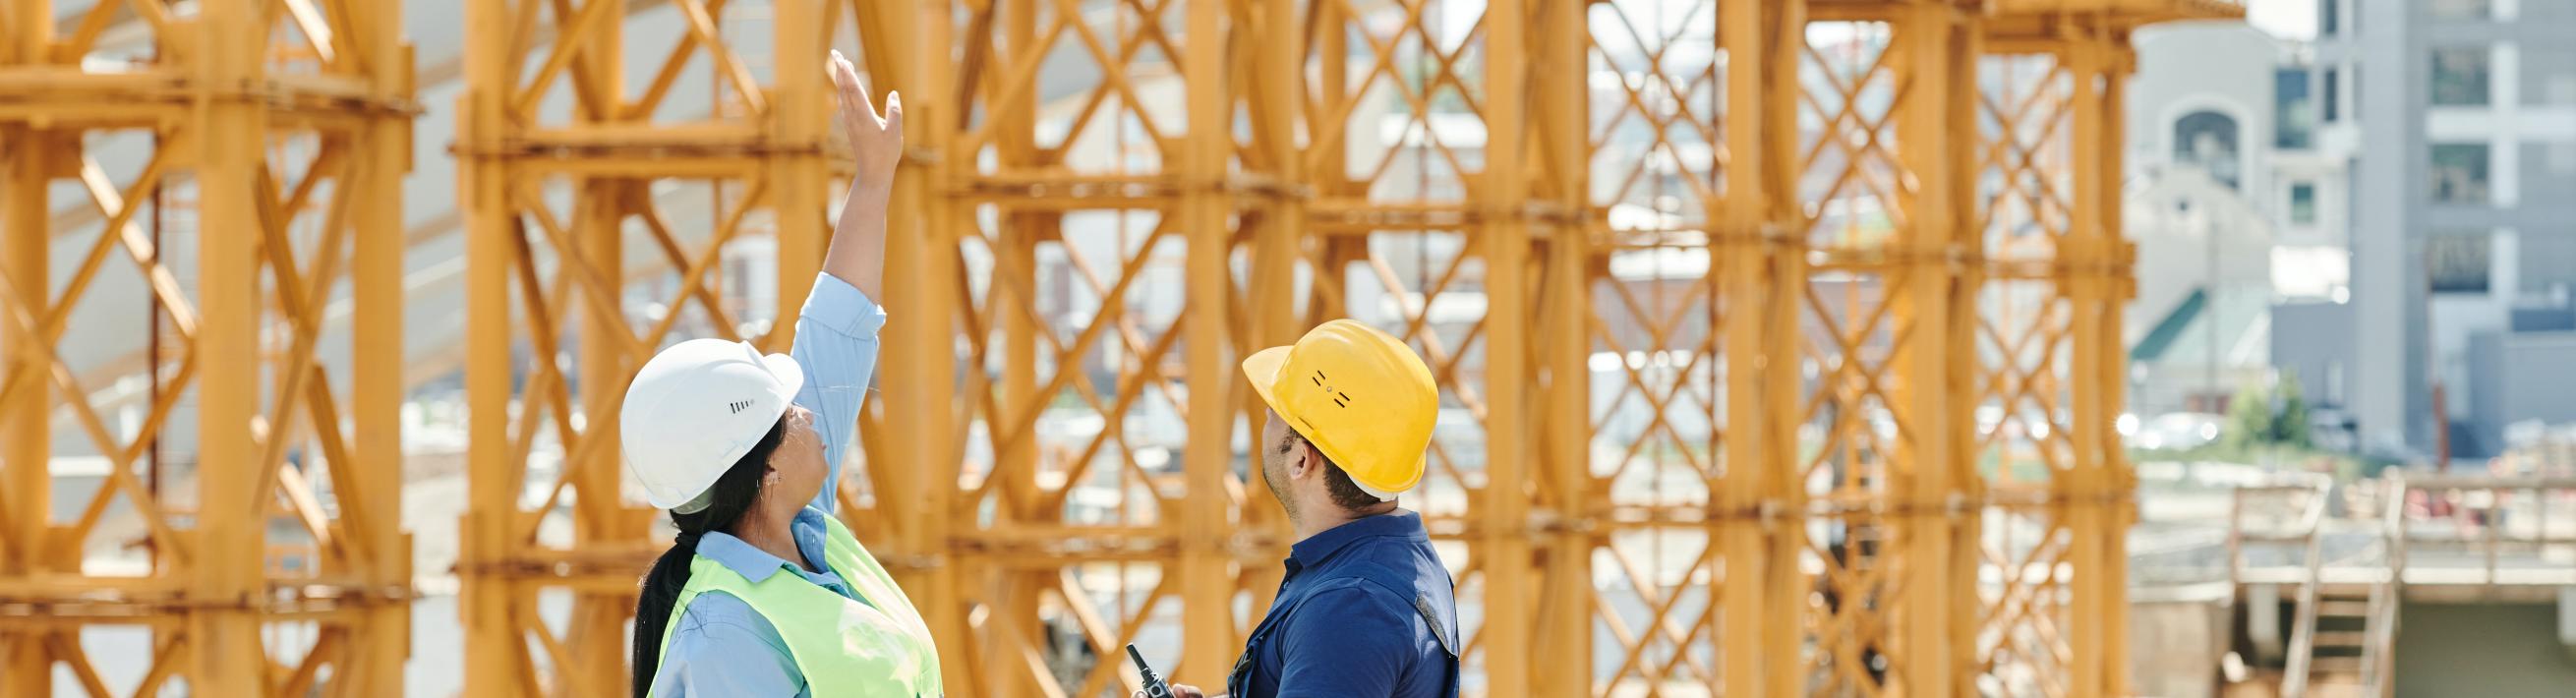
[2278,478,2404,698]
[2356,476,2407,697]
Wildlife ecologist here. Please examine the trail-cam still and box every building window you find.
[2521,234,2576,295]
[2320,0,2338,35]
[2429,0,2490,21]
[2173,111,2240,190]
[2276,69,2314,148]
[2431,48,2490,106]
[2291,183,2317,225]
[2322,68,2340,122]
[2430,144,2489,204]
[2427,232,2491,294]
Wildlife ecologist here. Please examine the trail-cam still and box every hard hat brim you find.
[1240,346,1292,420]
[759,352,805,400]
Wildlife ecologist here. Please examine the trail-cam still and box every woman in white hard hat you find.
[623,51,940,697]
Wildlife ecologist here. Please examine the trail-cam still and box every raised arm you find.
[823,49,903,301]
[790,52,905,514]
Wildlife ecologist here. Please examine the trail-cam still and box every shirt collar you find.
[695,508,835,584]
[1288,510,1427,569]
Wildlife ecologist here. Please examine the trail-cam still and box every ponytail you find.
[632,417,789,697]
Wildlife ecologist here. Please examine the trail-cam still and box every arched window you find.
[2174,110,2241,190]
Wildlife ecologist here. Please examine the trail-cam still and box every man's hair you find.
[1288,433,1387,512]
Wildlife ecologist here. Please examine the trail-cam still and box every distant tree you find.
[2227,379,2275,449]
[2220,375,2313,451]
[2272,375,2313,448]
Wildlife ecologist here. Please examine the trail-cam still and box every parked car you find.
[2130,412,2223,451]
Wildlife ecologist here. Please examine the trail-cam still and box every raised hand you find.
[828,49,904,188]
[820,50,901,300]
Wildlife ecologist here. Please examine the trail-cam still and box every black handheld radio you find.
[1126,644,1174,698]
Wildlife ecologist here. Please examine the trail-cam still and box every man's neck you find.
[730,510,816,573]
[1292,502,1398,543]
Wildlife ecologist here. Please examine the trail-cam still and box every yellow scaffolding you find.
[455,1,2221,695]
[0,0,415,694]
[0,0,2232,695]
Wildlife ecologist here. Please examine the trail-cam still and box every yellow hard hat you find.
[1240,320,1438,499]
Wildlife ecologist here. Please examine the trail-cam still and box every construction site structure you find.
[2221,472,2576,697]
[1,0,2242,695]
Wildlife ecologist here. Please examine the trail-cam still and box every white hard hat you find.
[620,338,804,512]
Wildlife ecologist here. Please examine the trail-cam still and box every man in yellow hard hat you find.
[1154,320,1460,698]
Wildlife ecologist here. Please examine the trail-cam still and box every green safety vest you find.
[657,512,943,697]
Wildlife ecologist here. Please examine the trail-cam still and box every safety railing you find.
[2225,476,2334,591]
[2394,475,2576,587]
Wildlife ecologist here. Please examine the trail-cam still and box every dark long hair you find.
[631,417,790,697]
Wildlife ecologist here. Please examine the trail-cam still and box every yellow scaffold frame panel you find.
[435,0,2215,696]
[0,0,416,695]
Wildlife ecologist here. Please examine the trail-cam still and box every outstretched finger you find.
[882,90,904,135]
[828,50,878,125]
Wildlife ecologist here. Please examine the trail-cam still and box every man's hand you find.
[827,50,903,188]
[1132,685,1214,698]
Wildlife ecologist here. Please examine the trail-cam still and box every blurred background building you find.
[2128,1,2576,463]
[2324,0,2576,459]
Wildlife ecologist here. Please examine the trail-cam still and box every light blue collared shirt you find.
[650,272,885,697]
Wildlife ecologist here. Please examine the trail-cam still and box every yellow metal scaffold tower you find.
[0,0,414,695]
[409,0,2234,696]
[455,0,853,692]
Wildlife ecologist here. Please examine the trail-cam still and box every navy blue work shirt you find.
[1232,510,1460,698]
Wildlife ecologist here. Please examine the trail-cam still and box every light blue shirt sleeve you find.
[789,272,886,515]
